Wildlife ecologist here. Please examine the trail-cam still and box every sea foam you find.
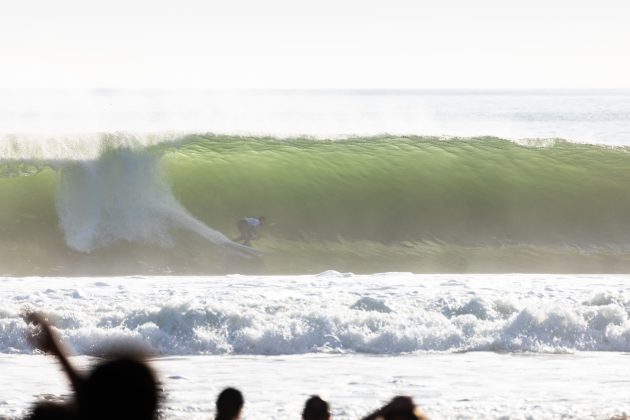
[3,274,630,356]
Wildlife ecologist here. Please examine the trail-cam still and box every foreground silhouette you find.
[361,396,428,420]
[302,395,331,420]
[23,312,433,420]
[215,387,244,420]
[24,312,159,420]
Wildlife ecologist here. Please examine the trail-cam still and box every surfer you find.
[234,216,266,246]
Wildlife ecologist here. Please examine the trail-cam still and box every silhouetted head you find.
[302,395,331,420]
[78,355,159,420]
[258,216,266,225]
[215,387,244,420]
[376,396,428,420]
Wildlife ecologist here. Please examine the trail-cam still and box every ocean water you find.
[1,90,630,418]
[2,274,630,419]
[2,90,630,275]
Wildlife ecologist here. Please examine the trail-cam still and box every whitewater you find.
[1,90,630,419]
[2,273,630,419]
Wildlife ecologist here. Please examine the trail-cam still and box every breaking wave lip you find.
[0,132,186,161]
[54,146,235,254]
[1,130,627,161]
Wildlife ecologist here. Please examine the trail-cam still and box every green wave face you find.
[2,135,630,275]
[166,135,630,244]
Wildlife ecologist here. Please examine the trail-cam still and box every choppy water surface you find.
[3,273,630,355]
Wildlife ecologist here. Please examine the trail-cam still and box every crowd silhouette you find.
[23,312,429,420]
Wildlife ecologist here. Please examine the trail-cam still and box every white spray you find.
[55,147,234,253]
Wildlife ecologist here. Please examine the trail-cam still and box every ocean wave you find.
[2,134,630,274]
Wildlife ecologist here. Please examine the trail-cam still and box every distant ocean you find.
[1,90,630,419]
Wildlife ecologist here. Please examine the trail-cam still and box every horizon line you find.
[1,87,630,94]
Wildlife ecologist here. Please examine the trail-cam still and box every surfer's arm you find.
[24,312,83,393]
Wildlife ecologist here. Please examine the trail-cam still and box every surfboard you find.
[225,240,265,258]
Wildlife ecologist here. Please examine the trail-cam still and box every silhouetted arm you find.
[24,312,84,393]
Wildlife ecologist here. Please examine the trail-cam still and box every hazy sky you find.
[1,0,629,89]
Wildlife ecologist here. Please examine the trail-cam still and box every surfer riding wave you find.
[234,216,266,246]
